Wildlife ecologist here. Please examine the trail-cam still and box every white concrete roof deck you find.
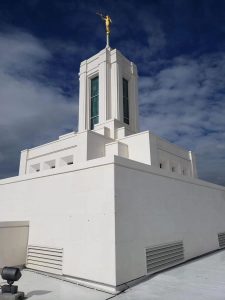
[0,269,112,300]
[1,249,225,299]
[117,249,225,300]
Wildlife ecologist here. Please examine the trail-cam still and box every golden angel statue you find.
[96,13,112,34]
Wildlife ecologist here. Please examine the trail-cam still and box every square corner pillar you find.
[99,50,111,124]
[110,49,139,133]
[19,149,29,175]
[111,60,123,122]
[78,61,88,132]
[189,151,198,178]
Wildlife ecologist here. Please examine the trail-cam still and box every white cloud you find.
[0,29,77,178]
[139,52,225,185]
[0,30,51,76]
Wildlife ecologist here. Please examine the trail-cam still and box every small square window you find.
[29,163,41,173]
[60,155,74,167]
[44,160,56,170]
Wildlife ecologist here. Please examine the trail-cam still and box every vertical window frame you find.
[123,78,129,125]
[90,75,99,130]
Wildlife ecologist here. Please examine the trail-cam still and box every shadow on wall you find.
[26,290,51,298]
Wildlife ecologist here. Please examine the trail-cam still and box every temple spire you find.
[96,13,112,48]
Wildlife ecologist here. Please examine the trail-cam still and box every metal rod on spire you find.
[106,33,109,47]
[96,12,112,48]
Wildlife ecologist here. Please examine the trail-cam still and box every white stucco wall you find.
[114,156,225,285]
[0,158,116,286]
[86,130,113,160]
[156,136,195,176]
[1,154,225,291]
[0,221,29,268]
[118,131,196,178]
[20,132,78,175]
[20,130,113,176]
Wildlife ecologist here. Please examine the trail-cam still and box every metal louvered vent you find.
[218,232,225,248]
[146,241,184,274]
[26,245,63,275]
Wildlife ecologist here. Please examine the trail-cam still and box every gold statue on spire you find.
[96,12,112,47]
[96,13,112,34]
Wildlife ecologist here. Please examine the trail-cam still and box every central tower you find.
[78,47,139,138]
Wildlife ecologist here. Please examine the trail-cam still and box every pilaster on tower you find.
[78,47,139,139]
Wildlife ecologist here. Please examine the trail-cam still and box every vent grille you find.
[146,241,184,274]
[218,232,225,248]
[26,245,63,275]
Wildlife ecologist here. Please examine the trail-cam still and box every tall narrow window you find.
[90,76,99,130]
[123,78,129,124]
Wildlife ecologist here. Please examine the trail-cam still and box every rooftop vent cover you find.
[146,240,184,274]
[218,232,225,248]
[26,245,63,275]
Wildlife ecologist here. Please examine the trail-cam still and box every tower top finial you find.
[96,12,112,48]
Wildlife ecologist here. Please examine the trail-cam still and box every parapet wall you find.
[118,131,196,178]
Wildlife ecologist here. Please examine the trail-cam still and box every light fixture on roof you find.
[0,267,24,299]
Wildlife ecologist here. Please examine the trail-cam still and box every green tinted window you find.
[90,76,99,129]
[91,77,99,97]
[123,78,129,124]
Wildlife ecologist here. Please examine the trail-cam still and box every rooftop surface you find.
[1,249,225,300]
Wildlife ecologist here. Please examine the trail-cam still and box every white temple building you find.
[19,47,197,179]
[0,45,225,294]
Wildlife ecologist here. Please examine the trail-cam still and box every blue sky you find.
[0,0,225,185]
